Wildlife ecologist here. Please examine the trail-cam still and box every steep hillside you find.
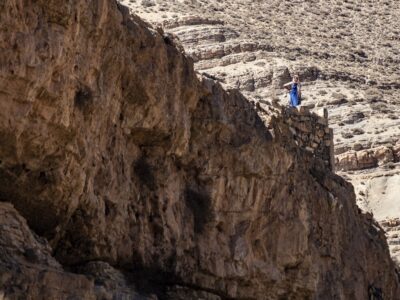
[0,0,399,299]
[120,0,400,264]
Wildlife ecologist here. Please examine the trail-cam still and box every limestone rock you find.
[0,1,399,299]
[120,0,400,264]
[0,202,145,299]
[336,146,398,171]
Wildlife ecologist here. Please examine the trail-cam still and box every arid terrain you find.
[1,0,400,299]
[121,0,400,263]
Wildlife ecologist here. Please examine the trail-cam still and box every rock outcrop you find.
[120,0,400,266]
[0,202,143,299]
[0,1,399,299]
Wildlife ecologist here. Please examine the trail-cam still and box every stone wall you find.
[282,106,335,172]
[381,218,400,266]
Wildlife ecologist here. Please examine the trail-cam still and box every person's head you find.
[293,75,299,83]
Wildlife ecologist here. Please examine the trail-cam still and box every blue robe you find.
[290,83,300,107]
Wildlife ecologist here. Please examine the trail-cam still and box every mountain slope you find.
[0,0,399,299]
[120,0,400,264]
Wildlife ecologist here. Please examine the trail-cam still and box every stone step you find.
[388,239,400,246]
[383,225,400,232]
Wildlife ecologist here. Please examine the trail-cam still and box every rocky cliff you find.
[0,0,399,299]
[120,0,400,266]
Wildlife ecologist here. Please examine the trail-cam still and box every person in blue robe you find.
[283,75,301,107]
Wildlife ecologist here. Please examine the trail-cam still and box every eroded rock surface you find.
[120,0,400,266]
[0,0,399,299]
[0,202,146,299]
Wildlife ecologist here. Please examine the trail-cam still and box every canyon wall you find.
[0,0,399,299]
[119,0,400,266]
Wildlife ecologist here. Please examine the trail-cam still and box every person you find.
[283,75,301,107]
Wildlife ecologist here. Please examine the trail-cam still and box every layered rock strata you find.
[0,1,399,299]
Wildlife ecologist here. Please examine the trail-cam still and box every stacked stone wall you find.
[282,107,335,171]
[381,218,400,266]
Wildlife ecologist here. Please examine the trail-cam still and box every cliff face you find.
[120,0,400,265]
[0,1,399,299]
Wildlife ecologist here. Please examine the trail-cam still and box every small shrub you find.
[141,0,155,7]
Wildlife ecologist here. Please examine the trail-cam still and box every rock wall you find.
[0,202,142,299]
[0,1,399,299]
[382,218,400,267]
[119,0,400,267]
[283,107,334,172]
[256,104,335,171]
